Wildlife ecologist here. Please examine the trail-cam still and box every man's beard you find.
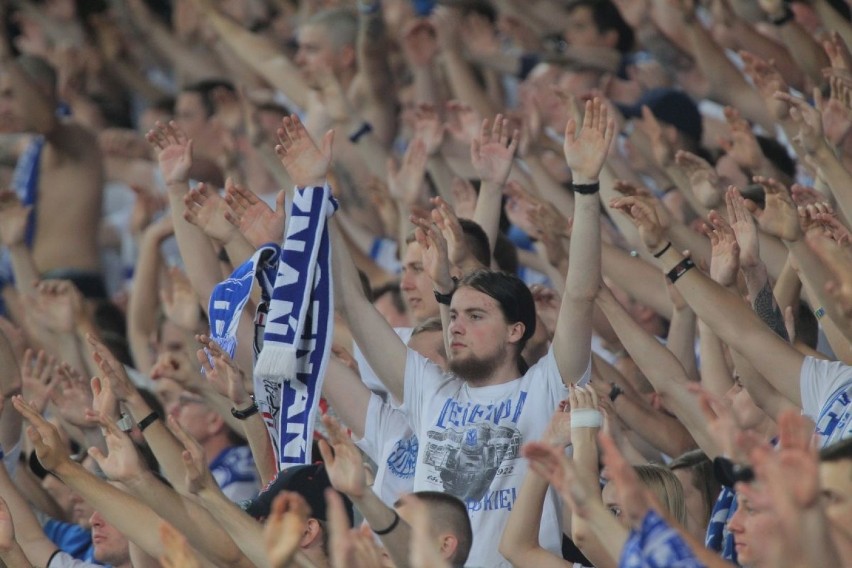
[449,343,507,385]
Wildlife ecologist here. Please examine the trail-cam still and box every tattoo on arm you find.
[752,279,790,342]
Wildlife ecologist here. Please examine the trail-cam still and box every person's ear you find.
[300,518,322,548]
[439,533,459,562]
[507,321,525,344]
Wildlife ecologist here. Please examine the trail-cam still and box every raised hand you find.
[750,176,801,241]
[720,107,765,171]
[703,210,740,287]
[410,214,454,293]
[636,105,675,168]
[50,364,93,429]
[183,182,237,244]
[167,415,215,495]
[86,412,146,483]
[569,385,600,431]
[430,197,477,269]
[30,280,84,334]
[147,121,193,186]
[609,196,668,252]
[774,91,825,155]
[0,190,31,247]
[740,51,790,122]
[675,151,723,208]
[726,186,760,269]
[564,98,616,184]
[160,522,202,568]
[414,104,445,156]
[87,334,138,403]
[196,335,250,407]
[450,178,477,219]
[160,266,201,332]
[20,349,57,414]
[327,489,385,568]
[522,441,592,518]
[224,182,286,247]
[807,228,852,317]
[542,400,572,448]
[387,138,428,206]
[264,493,310,568]
[90,376,119,422]
[471,115,519,186]
[318,414,368,499]
[151,350,205,394]
[364,177,400,236]
[12,395,70,471]
[274,116,333,189]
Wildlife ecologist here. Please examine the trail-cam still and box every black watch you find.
[434,277,459,305]
[231,396,259,420]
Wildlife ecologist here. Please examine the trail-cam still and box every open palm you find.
[147,121,193,185]
[274,116,333,188]
[563,98,615,183]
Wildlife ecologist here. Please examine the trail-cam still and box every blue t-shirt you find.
[44,519,97,563]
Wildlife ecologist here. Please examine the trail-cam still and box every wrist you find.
[571,175,598,186]
[124,392,151,418]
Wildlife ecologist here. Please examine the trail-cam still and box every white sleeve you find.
[800,357,852,418]
[1,441,21,479]
[529,348,587,403]
[354,394,385,463]
[48,550,100,568]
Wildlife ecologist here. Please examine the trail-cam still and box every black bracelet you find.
[652,242,672,258]
[609,383,624,403]
[349,122,373,144]
[232,397,259,420]
[373,511,400,535]
[571,181,600,195]
[770,6,794,26]
[666,258,695,284]
[433,276,459,306]
[137,411,160,433]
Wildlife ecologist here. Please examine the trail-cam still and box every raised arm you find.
[553,98,615,384]
[0,453,57,567]
[610,196,805,405]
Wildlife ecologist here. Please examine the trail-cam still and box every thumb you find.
[322,130,335,160]
[87,446,107,468]
[275,189,287,213]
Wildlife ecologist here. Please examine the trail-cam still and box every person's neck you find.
[302,545,330,568]
[467,360,522,388]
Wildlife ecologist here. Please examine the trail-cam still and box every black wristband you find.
[770,6,794,26]
[349,122,373,143]
[571,181,600,195]
[433,276,459,306]
[137,411,160,433]
[609,383,624,403]
[373,511,400,535]
[666,258,695,284]
[231,397,259,420]
[652,242,672,258]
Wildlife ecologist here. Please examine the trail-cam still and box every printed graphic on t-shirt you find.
[386,434,418,479]
[422,391,527,503]
[816,384,852,446]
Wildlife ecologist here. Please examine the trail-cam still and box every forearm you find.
[777,23,830,87]
[472,182,504,259]
[612,394,699,457]
[321,360,371,440]
[742,263,789,341]
[601,243,673,319]
[524,155,575,216]
[125,471,252,568]
[127,233,164,374]
[197,486,270,568]
[357,9,396,146]
[241,413,277,486]
[166,183,222,306]
[787,239,852,341]
[7,245,39,298]
[667,306,699,382]
[125,393,190,492]
[222,233,257,272]
[698,322,734,397]
[814,0,852,48]
[729,350,797,417]
[202,8,308,109]
[352,490,412,568]
[773,257,801,314]
[331,222,406,401]
[499,471,562,568]
[0,463,56,567]
[55,461,165,559]
[441,51,497,119]
[0,541,33,567]
[811,144,852,224]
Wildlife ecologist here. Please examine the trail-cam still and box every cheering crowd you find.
[0,0,851,566]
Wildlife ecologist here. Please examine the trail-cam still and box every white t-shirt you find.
[47,550,100,568]
[355,394,417,507]
[800,356,852,447]
[403,348,590,568]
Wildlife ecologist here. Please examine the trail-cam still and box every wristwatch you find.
[231,396,259,420]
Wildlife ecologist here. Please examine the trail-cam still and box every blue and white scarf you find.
[621,510,706,568]
[254,185,337,467]
[208,244,281,358]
